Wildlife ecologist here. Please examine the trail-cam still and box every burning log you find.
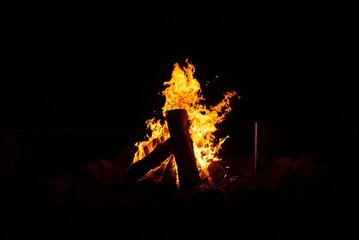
[121,109,201,191]
[162,156,178,189]
[166,109,201,191]
[121,138,173,183]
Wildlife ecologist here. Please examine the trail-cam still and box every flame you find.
[133,59,240,183]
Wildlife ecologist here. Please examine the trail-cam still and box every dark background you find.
[3,0,358,130]
[1,1,359,239]
[2,0,359,174]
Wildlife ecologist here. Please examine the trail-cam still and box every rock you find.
[270,165,292,182]
[293,153,317,177]
[45,177,68,205]
[81,162,102,180]
[275,157,295,167]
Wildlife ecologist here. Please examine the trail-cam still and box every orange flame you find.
[133,59,240,182]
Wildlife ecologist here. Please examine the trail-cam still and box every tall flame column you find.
[166,109,201,191]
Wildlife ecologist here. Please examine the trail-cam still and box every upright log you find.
[166,109,201,191]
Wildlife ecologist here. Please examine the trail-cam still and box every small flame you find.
[133,59,240,183]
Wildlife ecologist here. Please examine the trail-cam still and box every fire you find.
[133,59,240,183]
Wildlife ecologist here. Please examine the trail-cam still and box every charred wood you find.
[121,138,173,183]
[166,109,201,191]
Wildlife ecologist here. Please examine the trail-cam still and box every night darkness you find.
[2,1,359,239]
[3,1,359,129]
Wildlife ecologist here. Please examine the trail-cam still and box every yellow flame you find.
[133,59,240,182]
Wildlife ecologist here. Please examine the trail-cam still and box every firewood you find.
[161,156,178,193]
[121,138,173,183]
[166,109,201,191]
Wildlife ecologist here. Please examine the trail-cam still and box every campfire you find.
[39,59,331,232]
[122,59,240,191]
[15,58,333,239]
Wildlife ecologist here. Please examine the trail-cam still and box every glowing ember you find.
[133,59,240,183]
